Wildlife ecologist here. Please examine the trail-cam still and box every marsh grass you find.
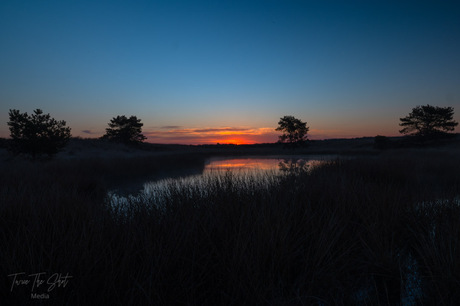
[1,150,460,305]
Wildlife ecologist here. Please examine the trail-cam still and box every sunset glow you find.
[2,1,460,304]
[143,126,280,145]
[0,1,459,143]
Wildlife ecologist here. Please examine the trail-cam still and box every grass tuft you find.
[1,150,460,304]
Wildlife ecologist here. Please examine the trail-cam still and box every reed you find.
[1,150,459,305]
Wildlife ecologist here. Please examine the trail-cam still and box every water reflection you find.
[204,156,330,175]
[109,156,334,201]
[204,158,281,172]
[278,158,308,173]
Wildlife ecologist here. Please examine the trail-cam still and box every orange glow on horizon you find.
[212,138,254,145]
[140,125,403,145]
[142,126,279,145]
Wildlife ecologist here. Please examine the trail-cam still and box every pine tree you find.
[103,115,147,144]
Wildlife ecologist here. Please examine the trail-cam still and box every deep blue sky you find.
[1,0,459,143]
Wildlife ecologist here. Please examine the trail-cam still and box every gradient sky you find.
[1,0,459,144]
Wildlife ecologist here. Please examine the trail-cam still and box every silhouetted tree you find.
[103,115,147,144]
[399,105,458,139]
[276,115,309,146]
[7,109,71,158]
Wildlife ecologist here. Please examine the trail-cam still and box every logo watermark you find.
[7,272,73,299]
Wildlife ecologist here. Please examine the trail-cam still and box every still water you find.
[107,155,423,304]
[109,155,334,201]
[203,156,331,174]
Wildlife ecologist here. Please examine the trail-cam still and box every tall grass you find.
[1,150,460,305]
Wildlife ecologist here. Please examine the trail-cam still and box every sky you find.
[1,0,459,144]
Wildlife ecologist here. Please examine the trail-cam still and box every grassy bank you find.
[1,149,460,305]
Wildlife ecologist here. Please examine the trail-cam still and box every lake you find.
[108,155,335,203]
[106,154,429,303]
[203,155,332,173]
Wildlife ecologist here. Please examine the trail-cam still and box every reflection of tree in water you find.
[278,159,310,174]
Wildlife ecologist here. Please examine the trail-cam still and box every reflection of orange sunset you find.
[2,1,460,305]
[204,158,329,172]
[205,159,281,171]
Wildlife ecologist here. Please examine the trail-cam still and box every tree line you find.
[4,104,459,158]
[277,105,458,147]
[6,111,147,158]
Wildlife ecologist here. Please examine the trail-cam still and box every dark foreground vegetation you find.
[1,146,460,305]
